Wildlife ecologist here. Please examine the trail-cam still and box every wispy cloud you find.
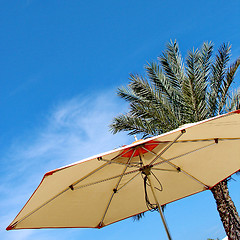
[0,91,129,240]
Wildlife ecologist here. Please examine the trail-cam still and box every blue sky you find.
[0,1,240,240]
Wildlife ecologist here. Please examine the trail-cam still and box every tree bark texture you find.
[211,180,240,240]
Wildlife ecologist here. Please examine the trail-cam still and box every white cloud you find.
[0,91,129,240]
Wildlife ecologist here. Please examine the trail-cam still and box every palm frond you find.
[208,43,231,116]
[145,61,186,115]
[132,212,145,221]
[183,46,211,121]
[198,42,214,119]
[158,40,185,90]
[219,57,240,113]
[200,41,214,80]
[145,61,172,100]
[118,74,159,105]
[109,114,160,138]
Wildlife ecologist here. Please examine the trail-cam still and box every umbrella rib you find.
[151,167,179,172]
[167,137,240,143]
[142,146,160,156]
[150,142,218,189]
[142,141,216,168]
[163,161,209,189]
[73,169,139,190]
[140,138,238,145]
[98,149,136,228]
[150,130,185,165]
[71,162,111,188]
[153,142,216,166]
[98,158,139,168]
[117,172,141,192]
[138,137,240,144]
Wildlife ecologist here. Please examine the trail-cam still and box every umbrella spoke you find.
[152,167,179,172]
[153,141,217,165]
[149,130,186,165]
[98,149,136,228]
[70,162,110,189]
[171,138,240,143]
[73,169,139,190]
[145,140,217,167]
[98,157,140,168]
[164,161,209,189]
[117,172,141,192]
[140,137,240,145]
[142,146,158,157]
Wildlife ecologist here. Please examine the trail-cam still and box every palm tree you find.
[110,40,240,240]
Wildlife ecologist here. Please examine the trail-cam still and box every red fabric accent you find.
[121,140,159,158]
[44,170,56,177]
[233,109,240,114]
[6,225,14,231]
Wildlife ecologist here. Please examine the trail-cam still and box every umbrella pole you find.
[148,175,173,240]
[140,151,172,240]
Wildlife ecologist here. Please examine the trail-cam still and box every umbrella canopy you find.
[7,110,240,236]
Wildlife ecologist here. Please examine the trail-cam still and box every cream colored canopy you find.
[7,110,240,231]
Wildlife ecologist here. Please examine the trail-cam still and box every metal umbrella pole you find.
[139,150,173,240]
[147,173,172,240]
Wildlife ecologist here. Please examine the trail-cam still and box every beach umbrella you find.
[7,110,240,240]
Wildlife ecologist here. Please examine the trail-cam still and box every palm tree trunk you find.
[210,180,240,240]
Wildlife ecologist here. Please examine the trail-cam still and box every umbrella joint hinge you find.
[176,167,181,172]
[97,157,103,161]
[139,165,152,176]
[214,138,218,144]
[113,188,118,193]
[69,185,74,191]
